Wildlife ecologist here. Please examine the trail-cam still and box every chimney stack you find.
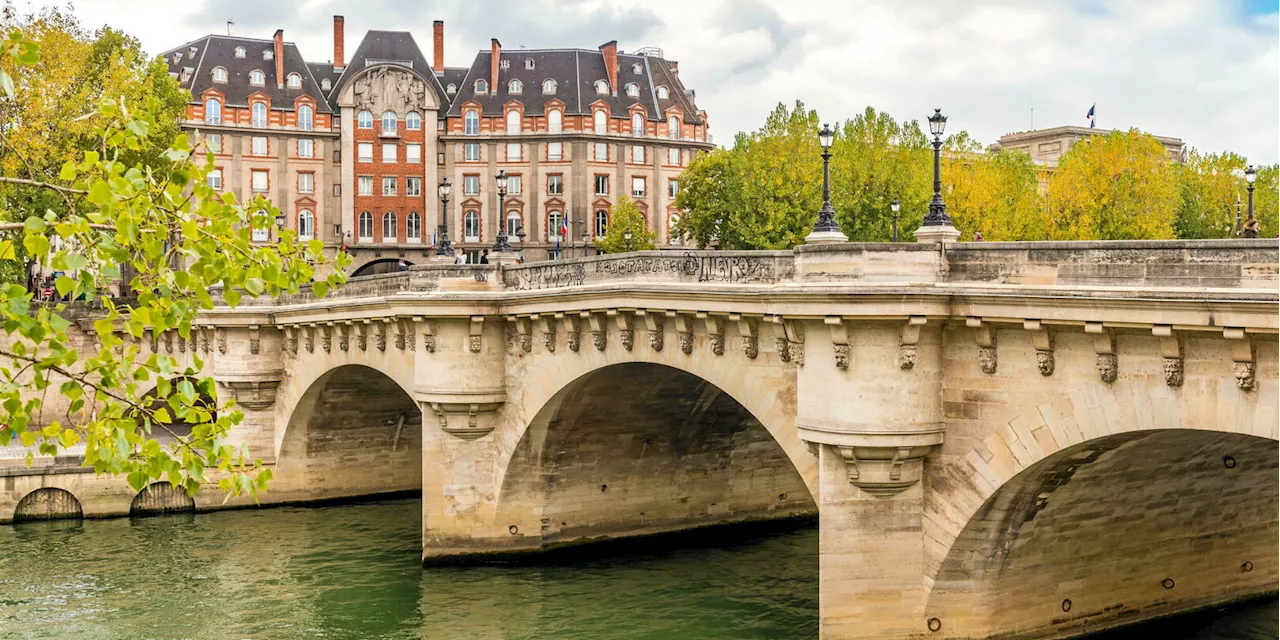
[433,21,444,73]
[599,40,618,96]
[333,16,345,70]
[490,39,501,91]
[273,29,285,88]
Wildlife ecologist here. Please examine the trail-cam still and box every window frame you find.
[382,176,397,196]
[406,143,422,164]
[251,169,269,192]
[406,111,422,130]
[298,210,315,240]
[632,176,647,198]
[547,141,563,161]
[406,177,422,197]
[382,143,397,163]
[464,210,481,241]
[205,98,222,125]
[297,104,313,131]
[382,211,398,241]
[464,110,480,135]
[297,138,314,158]
[298,172,315,194]
[548,109,562,134]
[547,174,563,195]
[286,72,302,88]
[594,174,609,196]
[357,142,373,162]
[508,79,523,94]
[212,66,227,83]
[358,212,374,241]
[357,110,373,129]
[406,211,422,242]
[358,176,374,196]
[249,70,266,86]
[251,136,268,156]
[594,209,609,238]
[251,102,268,128]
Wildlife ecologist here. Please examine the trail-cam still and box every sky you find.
[55,0,1280,163]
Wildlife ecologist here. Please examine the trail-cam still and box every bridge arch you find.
[491,346,816,550]
[351,258,412,278]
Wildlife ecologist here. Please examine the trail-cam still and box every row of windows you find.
[356,176,424,197]
[209,168,316,195]
[356,211,427,242]
[356,142,423,163]
[357,209,682,245]
[212,66,304,90]
[464,109,684,140]
[204,99,314,130]
[357,110,423,133]
[248,209,314,242]
[455,141,684,166]
[467,78,670,101]
[444,173,679,198]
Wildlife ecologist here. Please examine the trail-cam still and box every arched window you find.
[594,80,609,95]
[357,110,373,129]
[251,102,267,128]
[631,63,643,74]
[548,210,563,241]
[668,214,681,245]
[381,110,397,134]
[298,210,314,240]
[234,46,245,58]
[656,86,669,100]
[525,59,535,70]
[205,98,222,125]
[631,113,644,137]
[594,210,609,238]
[508,79,523,94]
[382,211,397,241]
[249,70,265,86]
[475,79,489,94]
[406,212,421,242]
[542,79,556,94]
[506,110,521,135]
[358,212,373,241]
[446,83,457,94]
[321,78,331,91]
[286,73,302,88]
[668,116,680,139]
[297,104,313,131]
[406,111,422,130]
[625,83,640,98]
[464,210,480,241]
[262,49,273,60]
[547,109,562,134]
[211,66,227,82]
[506,211,522,239]
[464,110,479,135]
[594,110,607,135]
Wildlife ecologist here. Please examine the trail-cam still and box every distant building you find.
[990,125,1186,168]
[161,17,712,274]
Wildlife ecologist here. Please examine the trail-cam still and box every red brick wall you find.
[352,116,428,243]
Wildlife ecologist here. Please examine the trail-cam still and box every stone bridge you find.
[3,240,1278,639]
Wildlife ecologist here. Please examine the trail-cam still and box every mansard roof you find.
[443,48,703,124]
[160,35,331,112]
[307,62,342,112]
[331,30,448,103]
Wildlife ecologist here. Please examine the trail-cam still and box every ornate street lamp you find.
[273,211,286,241]
[492,171,512,252]
[1244,165,1258,238]
[624,228,633,252]
[923,108,953,227]
[811,123,841,235]
[436,178,454,257]
[890,199,901,242]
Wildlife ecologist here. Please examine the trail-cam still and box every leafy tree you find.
[672,148,742,248]
[829,107,931,241]
[0,32,348,497]
[1252,165,1279,238]
[1044,129,1179,240]
[596,195,656,253]
[944,141,1045,241]
[0,4,187,284]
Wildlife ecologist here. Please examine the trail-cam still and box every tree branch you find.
[0,175,89,195]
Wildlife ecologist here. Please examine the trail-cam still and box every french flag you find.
[1086,104,1096,129]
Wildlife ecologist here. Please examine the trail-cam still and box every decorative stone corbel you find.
[216,328,227,355]
[149,329,159,353]
[201,327,213,354]
[1224,327,1256,391]
[304,324,315,353]
[164,330,174,354]
[731,313,758,359]
[825,316,851,370]
[1086,322,1117,383]
[377,319,391,351]
[797,423,944,499]
[356,320,370,351]
[468,316,484,353]
[321,323,333,353]
[247,325,260,355]
[220,378,283,411]
[284,326,298,354]
[585,312,607,351]
[1024,319,1054,376]
[967,317,997,374]
[177,334,187,354]
[393,319,406,350]
[767,316,791,363]
[338,322,351,351]
[538,315,557,353]
[1153,325,1183,387]
[561,313,581,352]
[782,318,805,365]
[897,316,926,370]
[420,318,436,353]
[509,316,532,353]
[701,313,726,356]
[405,318,418,352]
[640,309,663,351]
[610,309,633,351]
[672,313,694,355]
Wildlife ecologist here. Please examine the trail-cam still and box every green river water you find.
[0,498,1273,639]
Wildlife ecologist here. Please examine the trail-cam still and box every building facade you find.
[991,125,1185,167]
[163,18,712,274]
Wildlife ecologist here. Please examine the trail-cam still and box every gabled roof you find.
[307,62,342,112]
[444,48,703,124]
[160,35,331,112]
[331,30,448,105]
[440,67,469,106]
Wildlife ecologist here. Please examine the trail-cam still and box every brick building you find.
[162,18,712,273]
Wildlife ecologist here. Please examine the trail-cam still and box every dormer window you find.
[625,83,640,98]
[475,79,489,94]
[249,70,265,86]
[594,80,609,95]
[500,59,510,70]
[171,52,182,64]
[286,73,302,88]
[234,46,245,58]
[211,66,227,83]
[357,110,373,129]
[508,79,522,94]
[263,49,273,60]
[447,83,457,94]
[542,79,556,94]
[632,63,642,74]
[321,78,331,91]
[656,85,669,100]
[525,59,535,70]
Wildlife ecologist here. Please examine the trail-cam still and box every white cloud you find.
[69,0,1279,161]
